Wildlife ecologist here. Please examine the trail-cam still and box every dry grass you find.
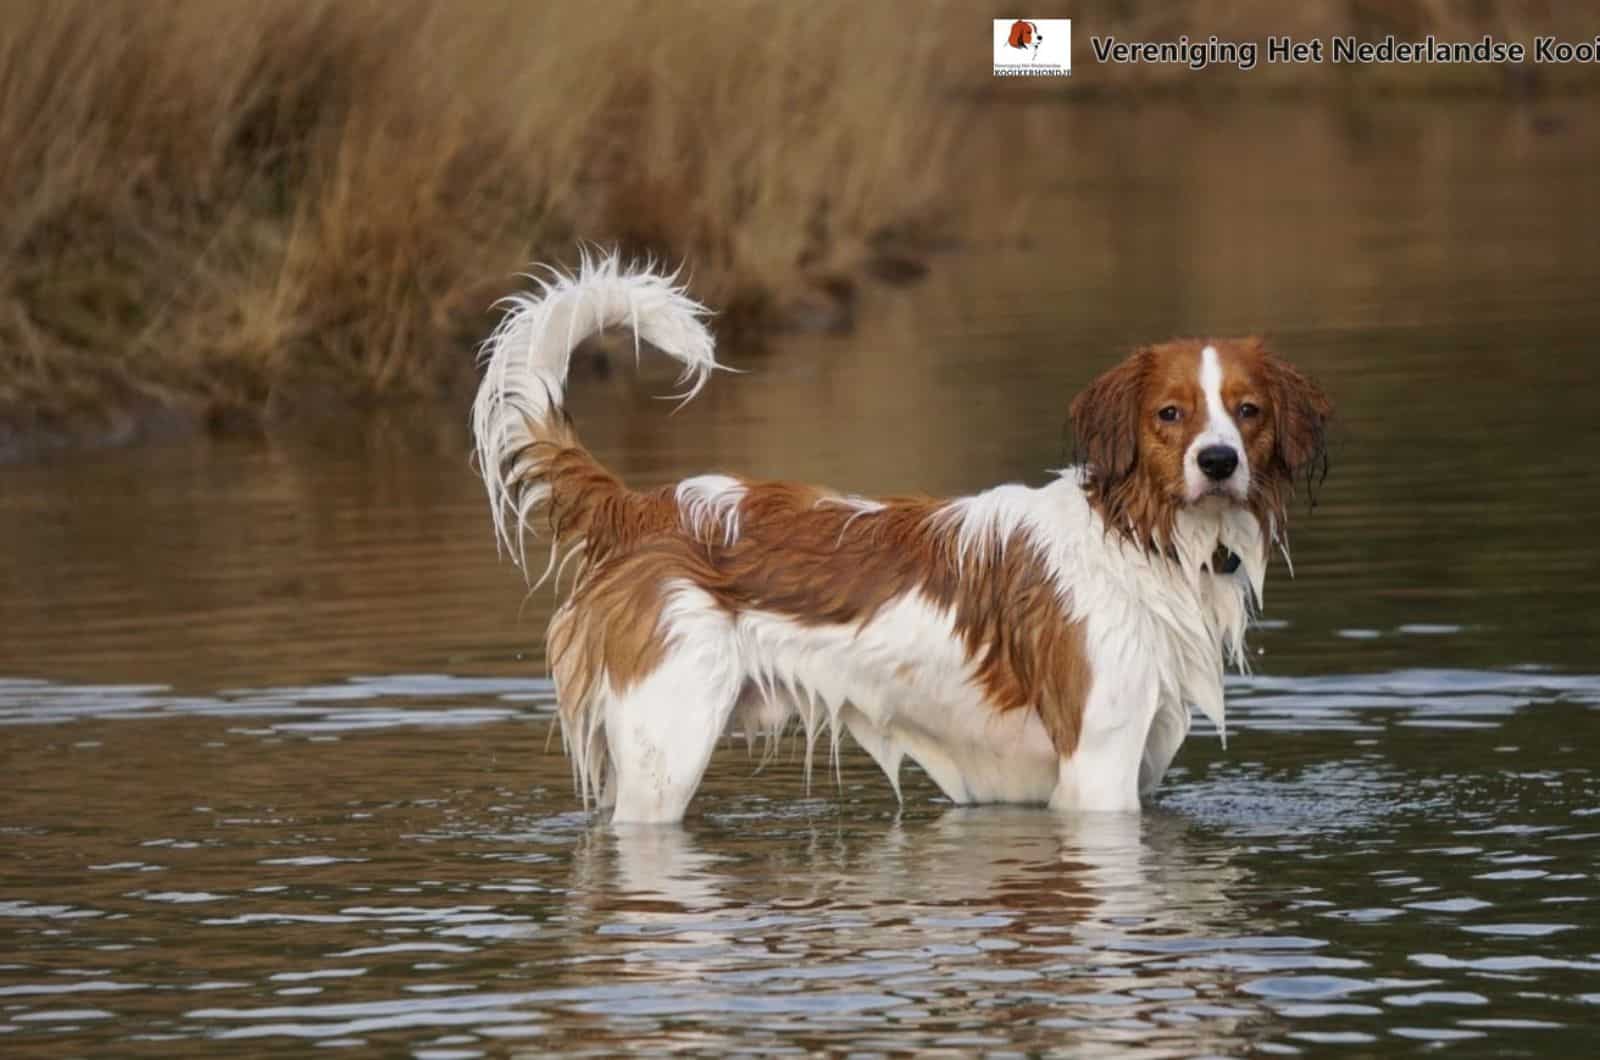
[0,0,1588,448]
[0,0,961,439]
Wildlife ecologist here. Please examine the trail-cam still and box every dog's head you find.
[1070,337,1331,548]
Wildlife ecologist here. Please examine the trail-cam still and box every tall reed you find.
[0,0,959,431]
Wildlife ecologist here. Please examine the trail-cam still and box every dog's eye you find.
[1157,405,1181,423]
[1237,402,1260,419]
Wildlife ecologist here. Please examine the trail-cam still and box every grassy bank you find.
[1,0,1592,453]
[0,0,960,447]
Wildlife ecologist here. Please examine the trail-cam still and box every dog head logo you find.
[993,18,1069,76]
[1006,20,1042,50]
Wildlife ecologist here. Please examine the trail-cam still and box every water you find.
[4,101,1600,1055]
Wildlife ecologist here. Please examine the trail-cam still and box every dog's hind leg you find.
[604,595,742,824]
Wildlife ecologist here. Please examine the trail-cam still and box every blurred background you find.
[1,0,1595,443]
[3,2,1600,1055]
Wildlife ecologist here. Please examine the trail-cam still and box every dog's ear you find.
[1071,349,1148,487]
[1264,352,1332,478]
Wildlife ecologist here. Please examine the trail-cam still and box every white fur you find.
[676,475,746,545]
[472,250,722,571]
[739,593,1064,806]
[603,583,744,822]
[1185,344,1249,503]
[474,260,1271,823]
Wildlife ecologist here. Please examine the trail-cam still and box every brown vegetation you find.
[0,0,960,446]
[0,0,1589,452]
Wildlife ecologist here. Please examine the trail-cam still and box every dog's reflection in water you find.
[606,809,1240,912]
[585,807,1252,1041]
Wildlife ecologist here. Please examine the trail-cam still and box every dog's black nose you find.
[1197,445,1239,481]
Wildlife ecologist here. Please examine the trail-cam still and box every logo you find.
[993,18,1071,77]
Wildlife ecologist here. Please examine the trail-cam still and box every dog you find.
[473,254,1331,823]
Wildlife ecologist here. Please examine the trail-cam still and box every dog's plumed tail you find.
[471,252,720,577]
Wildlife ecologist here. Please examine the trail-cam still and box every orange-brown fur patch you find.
[505,414,679,569]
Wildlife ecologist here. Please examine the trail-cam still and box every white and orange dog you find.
[474,255,1331,823]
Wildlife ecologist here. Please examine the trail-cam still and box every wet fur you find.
[473,254,1332,822]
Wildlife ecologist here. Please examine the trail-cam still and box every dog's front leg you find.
[1049,662,1159,813]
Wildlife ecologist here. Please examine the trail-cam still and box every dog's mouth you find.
[1186,483,1248,506]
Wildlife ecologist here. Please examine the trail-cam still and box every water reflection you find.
[602,808,1243,936]
[533,809,1265,1056]
[0,665,1597,1052]
[5,98,1600,1055]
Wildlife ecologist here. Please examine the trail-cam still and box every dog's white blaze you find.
[1184,344,1249,502]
